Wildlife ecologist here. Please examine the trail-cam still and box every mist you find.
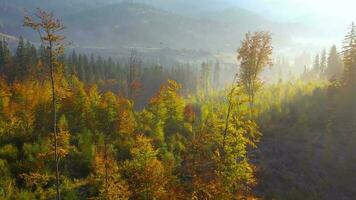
[1,1,356,199]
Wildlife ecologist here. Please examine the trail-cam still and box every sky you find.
[229,0,355,54]
[149,0,356,52]
[234,0,355,22]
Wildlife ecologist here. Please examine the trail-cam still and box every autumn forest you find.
[1,1,356,200]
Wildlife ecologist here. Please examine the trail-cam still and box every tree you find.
[200,62,211,93]
[96,92,120,196]
[88,54,96,83]
[26,40,38,68]
[69,50,77,75]
[122,135,167,199]
[127,50,142,100]
[313,54,320,76]
[0,40,12,75]
[15,36,28,80]
[91,147,130,200]
[24,9,65,200]
[326,45,343,79]
[77,54,86,82]
[320,49,327,75]
[146,80,186,153]
[342,22,356,86]
[213,61,221,89]
[183,81,260,199]
[237,31,273,110]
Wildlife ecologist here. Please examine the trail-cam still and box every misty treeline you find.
[0,8,356,200]
[255,23,356,199]
[0,35,230,110]
[0,9,262,200]
[300,45,343,81]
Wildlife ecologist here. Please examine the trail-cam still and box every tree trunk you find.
[49,44,61,200]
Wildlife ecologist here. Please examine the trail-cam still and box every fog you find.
[0,0,354,78]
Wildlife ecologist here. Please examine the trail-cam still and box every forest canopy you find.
[0,4,355,200]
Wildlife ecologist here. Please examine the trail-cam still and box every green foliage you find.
[7,13,356,200]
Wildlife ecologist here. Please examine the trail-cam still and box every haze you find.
[1,1,356,199]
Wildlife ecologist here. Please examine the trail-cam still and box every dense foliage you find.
[0,30,259,199]
[1,8,356,200]
[254,23,356,200]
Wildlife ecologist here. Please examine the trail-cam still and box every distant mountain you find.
[132,0,237,16]
[0,0,114,38]
[0,1,306,59]
[63,3,241,51]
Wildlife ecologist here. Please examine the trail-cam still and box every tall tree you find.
[89,53,97,82]
[237,31,273,110]
[127,50,142,100]
[200,62,211,93]
[213,61,221,89]
[342,22,356,86]
[24,9,65,200]
[313,54,320,76]
[326,45,343,79]
[320,49,327,75]
[0,40,12,75]
[77,54,86,81]
[15,36,27,79]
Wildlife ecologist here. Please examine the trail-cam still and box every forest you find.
[1,2,356,200]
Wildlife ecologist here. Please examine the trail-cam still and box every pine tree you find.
[313,54,320,77]
[15,36,28,80]
[342,22,356,86]
[96,55,104,81]
[89,54,97,82]
[77,54,86,81]
[0,40,5,73]
[127,50,142,100]
[1,40,13,80]
[106,56,114,79]
[326,45,343,79]
[320,49,327,75]
[213,61,221,88]
[200,62,211,93]
[83,54,91,82]
[70,50,77,75]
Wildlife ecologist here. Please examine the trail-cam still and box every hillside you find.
[0,1,302,58]
[63,3,233,51]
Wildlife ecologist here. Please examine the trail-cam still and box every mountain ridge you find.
[0,1,306,59]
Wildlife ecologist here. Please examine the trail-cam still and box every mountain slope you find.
[63,3,238,51]
[0,1,304,57]
[64,3,302,51]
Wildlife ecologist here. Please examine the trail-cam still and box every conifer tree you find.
[326,45,343,79]
[127,50,142,100]
[342,22,356,86]
[200,62,211,93]
[89,54,97,82]
[313,54,320,77]
[2,41,12,71]
[0,42,3,74]
[213,61,221,88]
[14,36,29,80]
[320,49,327,75]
